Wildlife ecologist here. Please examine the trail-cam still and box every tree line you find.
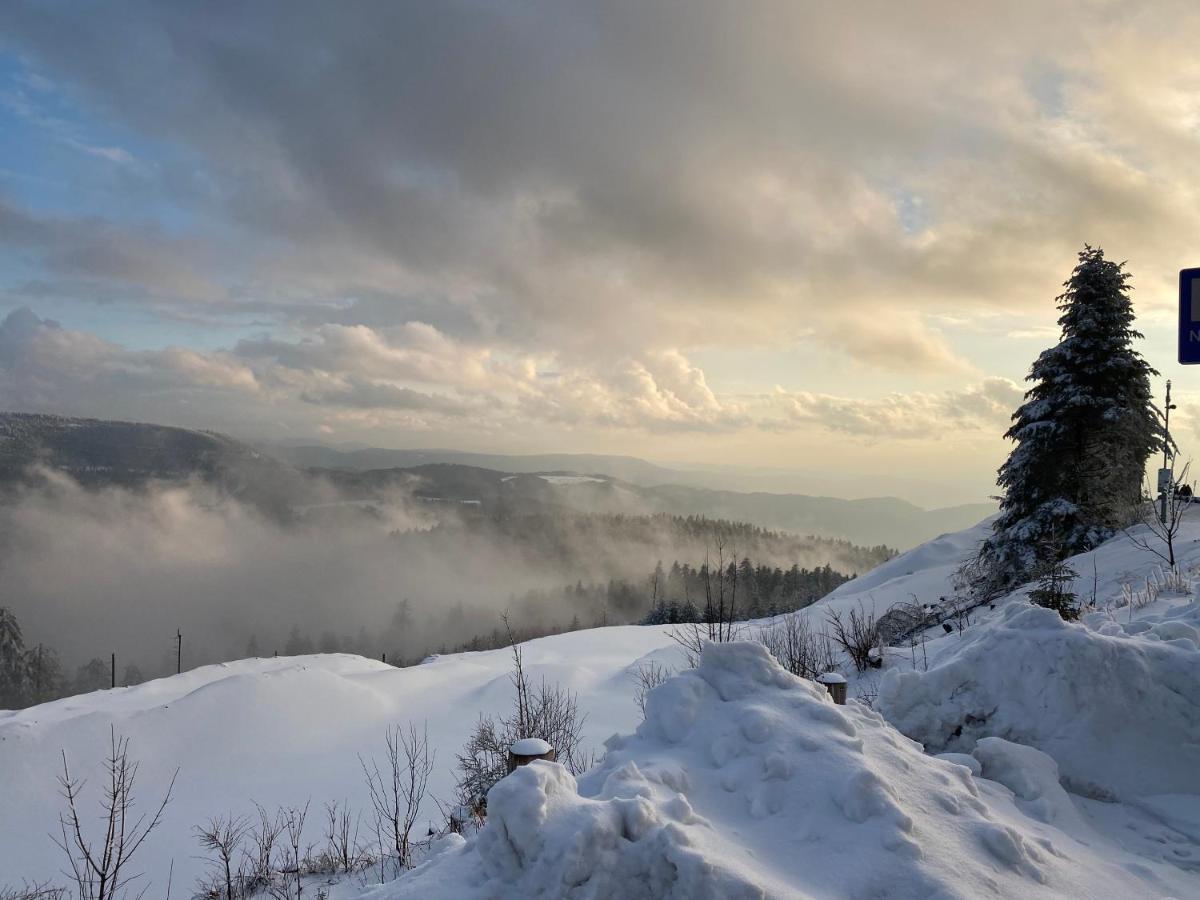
[0,608,149,709]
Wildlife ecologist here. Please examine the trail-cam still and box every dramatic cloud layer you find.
[1,1,1196,499]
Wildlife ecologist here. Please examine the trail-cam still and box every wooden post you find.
[816,672,847,705]
[111,653,115,688]
[507,738,556,773]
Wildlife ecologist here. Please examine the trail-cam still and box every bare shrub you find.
[825,603,881,673]
[244,803,284,894]
[321,800,360,874]
[1164,564,1191,593]
[360,723,434,878]
[0,883,66,900]
[195,816,249,899]
[854,671,881,709]
[756,615,837,680]
[456,623,590,814]
[52,727,177,900]
[266,802,309,900]
[668,540,742,666]
[1124,462,1193,567]
[632,661,672,717]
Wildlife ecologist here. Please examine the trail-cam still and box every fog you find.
[0,472,418,673]
[0,469,881,682]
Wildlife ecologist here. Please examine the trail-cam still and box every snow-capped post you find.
[508,737,555,773]
[816,672,847,705]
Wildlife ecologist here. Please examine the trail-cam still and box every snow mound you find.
[879,600,1200,800]
[375,642,1175,899]
[971,738,1087,831]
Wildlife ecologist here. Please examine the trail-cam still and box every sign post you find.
[1179,268,1200,363]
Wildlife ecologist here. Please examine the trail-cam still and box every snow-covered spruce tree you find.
[0,607,31,708]
[972,246,1163,594]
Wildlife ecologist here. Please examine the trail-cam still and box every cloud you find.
[0,307,258,412]
[3,1,1197,362]
[4,304,1031,446]
[0,199,227,307]
[298,379,474,415]
[0,306,749,434]
[819,311,975,374]
[773,377,1024,439]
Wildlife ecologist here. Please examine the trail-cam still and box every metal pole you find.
[111,653,115,688]
[176,629,182,675]
[1161,381,1175,525]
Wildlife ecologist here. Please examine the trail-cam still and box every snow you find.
[537,474,608,485]
[878,600,1200,801]
[821,518,994,609]
[511,737,553,756]
[3,509,1200,897]
[0,630,680,892]
[815,671,846,684]
[366,641,1196,899]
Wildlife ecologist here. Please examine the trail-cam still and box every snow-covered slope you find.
[816,516,993,616]
[0,630,679,892]
[375,641,1193,899]
[3,510,1200,898]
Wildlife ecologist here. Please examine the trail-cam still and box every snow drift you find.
[374,642,1187,899]
[879,600,1200,801]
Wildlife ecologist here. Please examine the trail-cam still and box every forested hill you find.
[0,412,990,548]
[393,510,893,581]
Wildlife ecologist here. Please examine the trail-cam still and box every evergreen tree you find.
[26,643,63,705]
[284,626,314,656]
[974,246,1163,592]
[73,657,110,694]
[1028,554,1080,621]
[318,629,340,653]
[0,608,29,708]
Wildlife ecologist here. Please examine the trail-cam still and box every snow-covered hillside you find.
[2,512,1199,898]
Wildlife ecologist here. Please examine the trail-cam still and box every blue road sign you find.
[1180,268,1200,364]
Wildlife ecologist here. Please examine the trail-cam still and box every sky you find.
[2,0,1199,507]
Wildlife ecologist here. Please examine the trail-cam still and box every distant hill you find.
[268,443,681,485]
[1,413,994,549]
[0,412,306,515]
[0,412,264,483]
[316,463,992,549]
[264,442,981,506]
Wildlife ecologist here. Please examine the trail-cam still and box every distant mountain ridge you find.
[0,412,995,548]
[269,443,682,485]
[279,443,995,548]
[0,412,265,483]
